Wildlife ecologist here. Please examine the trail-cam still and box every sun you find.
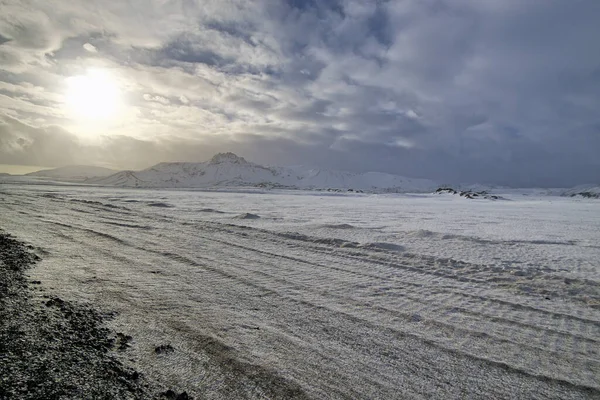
[66,69,122,121]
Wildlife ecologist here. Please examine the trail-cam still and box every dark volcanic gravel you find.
[0,232,191,400]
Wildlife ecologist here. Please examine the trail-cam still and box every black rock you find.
[155,344,175,355]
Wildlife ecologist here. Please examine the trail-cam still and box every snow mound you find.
[359,242,405,252]
[318,224,356,229]
[147,202,174,208]
[233,213,261,220]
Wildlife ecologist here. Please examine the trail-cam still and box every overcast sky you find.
[1,0,599,186]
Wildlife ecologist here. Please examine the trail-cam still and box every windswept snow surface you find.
[1,184,599,399]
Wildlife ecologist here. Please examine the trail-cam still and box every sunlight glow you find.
[66,69,122,121]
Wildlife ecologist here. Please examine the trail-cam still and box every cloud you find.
[83,43,97,53]
[0,0,599,186]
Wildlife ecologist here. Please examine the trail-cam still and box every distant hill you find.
[26,165,118,181]
[434,187,506,200]
[90,152,438,193]
[562,185,600,199]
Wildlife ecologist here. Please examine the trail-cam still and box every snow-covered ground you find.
[1,183,598,399]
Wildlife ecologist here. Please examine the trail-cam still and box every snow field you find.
[1,184,598,399]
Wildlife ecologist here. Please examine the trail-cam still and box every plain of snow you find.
[0,182,598,399]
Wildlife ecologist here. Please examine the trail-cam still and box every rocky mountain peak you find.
[209,152,248,165]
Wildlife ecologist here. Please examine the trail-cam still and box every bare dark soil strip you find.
[0,232,190,400]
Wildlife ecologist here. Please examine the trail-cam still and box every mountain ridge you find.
[25,165,117,180]
[90,153,438,193]
[19,154,597,196]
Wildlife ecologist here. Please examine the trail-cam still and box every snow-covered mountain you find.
[26,165,118,180]
[562,184,600,198]
[91,153,438,192]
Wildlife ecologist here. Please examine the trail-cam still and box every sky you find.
[0,0,599,187]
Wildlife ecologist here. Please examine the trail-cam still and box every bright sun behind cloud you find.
[66,69,122,121]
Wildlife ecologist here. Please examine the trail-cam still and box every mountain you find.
[91,153,438,192]
[562,184,600,199]
[26,165,118,180]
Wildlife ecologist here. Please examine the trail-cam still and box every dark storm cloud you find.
[0,34,11,46]
[0,115,84,166]
[0,114,336,171]
[0,0,599,186]
[160,35,227,67]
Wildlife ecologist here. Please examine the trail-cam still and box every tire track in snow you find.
[35,215,600,358]
[195,221,600,324]
[33,215,600,393]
